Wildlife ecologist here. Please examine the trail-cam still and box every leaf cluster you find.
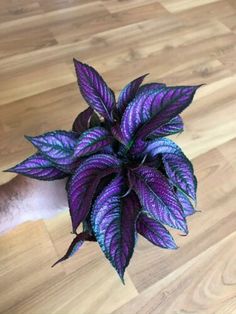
[6,59,201,281]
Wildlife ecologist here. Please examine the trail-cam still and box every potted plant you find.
[6,59,201,283]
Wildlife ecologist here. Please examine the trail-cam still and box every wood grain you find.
[0,0,236,313]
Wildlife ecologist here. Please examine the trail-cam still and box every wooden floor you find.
[1,0,236,313]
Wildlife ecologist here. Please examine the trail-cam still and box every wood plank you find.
[175,0,234,24]
[0,221,64,313]
[173,75,236,159]
[0,63,75,106]
[113,231,236,313]
[102,0,159,13]
[4,213,138,314]
[50,2,169,44]
[159,0,222,13]
[0,0,43,23]
[38,0,98,12]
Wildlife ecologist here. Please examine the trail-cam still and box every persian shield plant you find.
[6,59,201,282]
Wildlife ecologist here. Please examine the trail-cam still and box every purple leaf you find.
[121,86,165,144]
[144,138,196,200]
[25,130,77,170]
[136,82,166,95]
[121,85,200,145]
[5,153,67,181]
[148,115,184,138]
[136,85,201,141]
[91,176,139,281]
[51,232,94,267]
[129,165,187,233]
[117,74,148,114]
[74,127,113,158]
[176,189,196,217]
[137,212,177,249]
[67,154,121,233]
[111,123,126,144]
[72,107,93,133]
[164,154,196,200]
[73,59,115,121]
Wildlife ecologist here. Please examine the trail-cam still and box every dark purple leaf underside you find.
[74,127,112,157]
[90,111,101,128]
[67,154,121,233]
[51,232,94,267]
[5,153,67,181]
[91,176,139,281]
[117,74,148,114]
[129,165,187,233]
[137,212,177,249]
[144,138,196,200]
[25,130,77,171]
[72,107,93,133]
[148,115,184,138]
[73,59,115,121]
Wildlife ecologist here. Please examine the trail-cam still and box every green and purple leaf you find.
[145,138,196,200]
[5,153,67,181]
[136,82,165,95]
[176,189,196,217]
[121,85,200,145]
[136,85,201,141]
[25,130,78,171]
[129,165,188,234]
[121,86,165,144]
[72,107,93,133]
[67,154,121,233]
[117,74,148,114]
[91,176,139,281]
[137,212,177,249]
[74,127,113,158]
[73,59,115,121]
[51,232,95,267]
[111,123,126,144]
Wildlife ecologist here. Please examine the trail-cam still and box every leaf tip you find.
[178,220,189,236]
[143,73,149,78]
[24,135,33,142]
[3,163,20,173]
[3,167,13,173]
[179,229,189,237]
[118,272,125,285]
[51,258,63,268]
[73,57,81,64]
[170,242,178,250]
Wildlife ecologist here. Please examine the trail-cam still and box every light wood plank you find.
[159,0,222,13]
[113,231,236,313]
